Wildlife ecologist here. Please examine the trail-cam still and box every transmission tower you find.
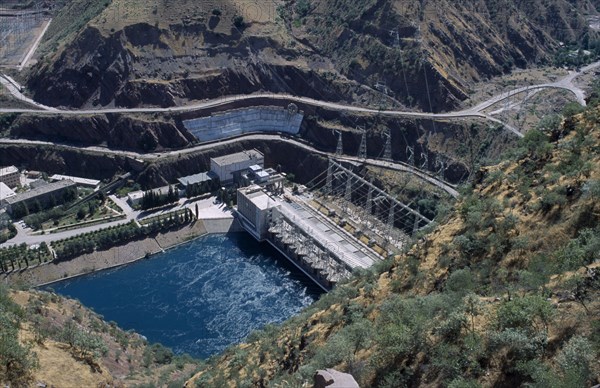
[366,182,373,215]
[335,130,343,156]
[387,204,395,229]
[391,29,400,48]
[383,129,392,160]
[435,156,445,180]
[420,152,428,170]
[358,126,367,160]
[325,160,333,195]
[344,176,352,202]
[406,145,415,166]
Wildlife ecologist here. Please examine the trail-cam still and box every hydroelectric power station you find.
[234,158,434,291]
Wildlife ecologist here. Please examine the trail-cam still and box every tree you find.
[463,293,482,336]
[60,320,107,361]
[555,336,596,386]
[233,15,245,28]
[495,295,554,332]
[0,288,39,384]
[77,207,87,220]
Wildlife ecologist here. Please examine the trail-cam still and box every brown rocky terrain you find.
[24,0,600,112]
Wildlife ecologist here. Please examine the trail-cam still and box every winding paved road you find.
[0,133,460,197]
[2,60,599,138]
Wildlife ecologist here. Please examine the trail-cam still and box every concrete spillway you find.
[184,106,303,142]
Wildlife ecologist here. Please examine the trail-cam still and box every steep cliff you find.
[25,0,600,111]
[9,113,193,151]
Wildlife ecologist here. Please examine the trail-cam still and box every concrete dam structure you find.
[183,106,304,142]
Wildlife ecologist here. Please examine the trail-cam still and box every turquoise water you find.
[47,233,321,358]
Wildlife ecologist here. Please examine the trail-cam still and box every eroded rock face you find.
[0,144,133,180]
[9,114,193,151]
[28,27,133,108]
[26,0,592,112]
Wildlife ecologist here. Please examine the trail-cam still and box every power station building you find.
[4,180,77,216]
[210,149,264,185]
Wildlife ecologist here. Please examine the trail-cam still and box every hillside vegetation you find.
[0,285,203,387]
[185,96,600,386]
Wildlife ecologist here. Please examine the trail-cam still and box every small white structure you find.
[256,170,270,183]
[249,164,263,174]
[210,149,264,185]
[50,174,101,189]
[127,191,144,207]
[0,182,16,207]
[0,166,20,188]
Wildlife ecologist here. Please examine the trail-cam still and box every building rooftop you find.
[211,149,263,167]
[127,191,144,200]
[249,164,263,172]
[0,182,16,201]
[4,180,76,205]
[244,189,276,211]
[0,166,18,176]
[177,171,217,186]
[50,174,100,187]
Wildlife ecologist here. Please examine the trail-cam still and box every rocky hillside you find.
[184,94,600,386]
[0,286,202,387]
[24,0,600,111]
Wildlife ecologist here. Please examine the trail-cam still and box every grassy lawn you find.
[41,199,124,231]
[106,197,123,212]
[115,184,141,198]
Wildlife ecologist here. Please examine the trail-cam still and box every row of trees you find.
[140,186,179,210]
[0,243,50,273]
[54,209,194,261]
[185,180,219,199]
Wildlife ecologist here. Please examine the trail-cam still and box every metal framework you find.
[323,159,433,235]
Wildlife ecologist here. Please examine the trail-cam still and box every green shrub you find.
[151,343,174,365]
[555,336,596,386]
[495,295,554,332]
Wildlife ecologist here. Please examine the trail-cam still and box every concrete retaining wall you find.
[184,107,303,142]
[201,217,243,234]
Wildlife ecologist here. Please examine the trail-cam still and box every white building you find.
[50,174,101,189]
[236,186,278,241]
[210,149,264,185]
[0,182,16,208]
[0,166,20,188]
[127,191,145,207]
